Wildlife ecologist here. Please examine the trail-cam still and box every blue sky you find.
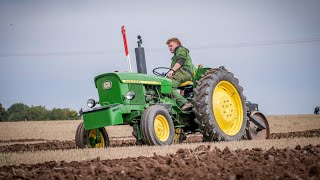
[0,1,319,115]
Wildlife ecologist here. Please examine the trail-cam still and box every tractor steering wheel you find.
[152,67,173,77]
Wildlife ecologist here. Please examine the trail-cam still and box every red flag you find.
[121,26,129,56]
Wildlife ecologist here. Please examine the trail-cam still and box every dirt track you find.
[1,128,319,153]
[0,128,320,179]
[1,144,319,179]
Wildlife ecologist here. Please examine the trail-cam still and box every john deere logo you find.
[102,81,112,89]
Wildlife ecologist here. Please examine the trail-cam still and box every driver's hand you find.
[167,70,174,78]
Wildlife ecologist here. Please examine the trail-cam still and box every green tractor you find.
[75,36,270,148]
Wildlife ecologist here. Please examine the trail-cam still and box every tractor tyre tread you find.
[193,68,247,142]
[140,105,174,146]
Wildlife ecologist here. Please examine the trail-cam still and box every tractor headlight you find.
[87,99,96,108]
[125,91,135,100]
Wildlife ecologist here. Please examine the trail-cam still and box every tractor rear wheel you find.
[75,122,110,148]
[193,68,247,141]
[141,105,175,145]
[246,111,270,140]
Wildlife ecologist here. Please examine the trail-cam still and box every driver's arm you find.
[167,63,181,78]
[168,48,187,78]
[172,48,187,71]
[171,63,181,72]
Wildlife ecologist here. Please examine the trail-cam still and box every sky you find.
[0,1,319,115]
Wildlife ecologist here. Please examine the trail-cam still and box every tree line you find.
[0,103,79,121]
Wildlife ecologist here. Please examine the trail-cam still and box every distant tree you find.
[64,108,78,120]
[48,108,78,120]
[4,102,79,121]
[0,103,9,121]
[27,106,49,121]
[48,108,66,120]
[7,103,30,121]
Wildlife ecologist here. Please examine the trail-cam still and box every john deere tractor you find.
[75,36,270,148]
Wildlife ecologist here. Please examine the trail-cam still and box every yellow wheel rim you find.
[212,80,243,136]
[89,129,105,148]
[154,115,170,142]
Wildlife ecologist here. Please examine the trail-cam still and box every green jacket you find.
[170,46,196,77]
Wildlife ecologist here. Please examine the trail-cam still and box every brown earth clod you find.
[0,144,319,179]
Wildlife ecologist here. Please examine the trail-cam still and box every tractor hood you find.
[95,72,171,87]
[94,72,172,95]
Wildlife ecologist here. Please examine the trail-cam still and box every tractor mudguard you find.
[82,104,123,130]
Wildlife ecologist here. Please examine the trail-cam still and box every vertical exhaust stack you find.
[135,35,147,74]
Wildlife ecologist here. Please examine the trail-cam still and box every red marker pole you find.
[121,26,132,72]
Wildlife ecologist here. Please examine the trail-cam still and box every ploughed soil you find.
[269,128,320,139]
[0,138,136,153]
[1,128,320,153]
[1,144,319,179]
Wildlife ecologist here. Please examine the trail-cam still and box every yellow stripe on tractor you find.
[122,80,161,85]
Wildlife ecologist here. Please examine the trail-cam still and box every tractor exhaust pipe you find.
[135,35,147,74]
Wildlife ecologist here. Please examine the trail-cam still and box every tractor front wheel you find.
[75,122,110,148]
[141,105,175,145]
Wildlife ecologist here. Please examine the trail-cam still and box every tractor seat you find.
[177,81,193,90]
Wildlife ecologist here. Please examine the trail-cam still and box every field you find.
[0,115,320,179]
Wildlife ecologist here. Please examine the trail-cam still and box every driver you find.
[166,38,196,111]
